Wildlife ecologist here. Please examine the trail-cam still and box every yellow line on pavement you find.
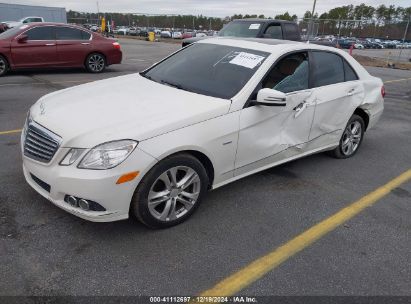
[0,129,22,135]
[384,77,411,84]
[200,169,411,296]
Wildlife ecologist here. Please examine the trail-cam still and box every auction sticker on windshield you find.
[229,52,265,69]
[249,23,261,30]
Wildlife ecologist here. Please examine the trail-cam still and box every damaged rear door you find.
[308,51,365,146]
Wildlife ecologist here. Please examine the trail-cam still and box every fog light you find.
[67,195,78,207]
[78,199,90,211]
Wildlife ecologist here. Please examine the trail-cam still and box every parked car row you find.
[112,26,216,39]
[313,35,410,49]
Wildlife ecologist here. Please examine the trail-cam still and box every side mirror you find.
[17,34,28,43]
[250,88,287,107]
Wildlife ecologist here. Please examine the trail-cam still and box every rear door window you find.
[311,51,345,87]
[81,30,91,40]
[343,60,358,81]
[56,27,89,40]
[25,26,55,40]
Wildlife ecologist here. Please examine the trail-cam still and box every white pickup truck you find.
[4,16,44,28]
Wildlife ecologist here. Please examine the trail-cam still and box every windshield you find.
[142,43,269,99]
[0,26,24,39]
[218,21,263,38]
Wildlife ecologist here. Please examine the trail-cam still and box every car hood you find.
[30,74,231,148]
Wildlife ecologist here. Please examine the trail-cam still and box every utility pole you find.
[96,1,100,20]
[309,0,317,39]
[397,14,410,62]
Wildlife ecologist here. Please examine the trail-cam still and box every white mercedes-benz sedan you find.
[22,38,384,228]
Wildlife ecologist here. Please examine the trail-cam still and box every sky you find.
[3,0,411,18]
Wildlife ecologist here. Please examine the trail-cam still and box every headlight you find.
[78,140,138,170]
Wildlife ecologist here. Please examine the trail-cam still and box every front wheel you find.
[330,114,365,159]
[131,154,209,229]
[85,53,106,73]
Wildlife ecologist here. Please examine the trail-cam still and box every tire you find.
[85,53,106,73]
[131,153,209,229]
[329,114,365,159]
[0,55,9,77]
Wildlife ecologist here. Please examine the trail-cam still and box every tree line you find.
[67,3,411,39]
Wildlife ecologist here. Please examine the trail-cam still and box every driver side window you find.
[262,52,309,93]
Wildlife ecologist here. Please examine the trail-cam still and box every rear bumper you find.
[107,50,122,65]
[367,101,384,131]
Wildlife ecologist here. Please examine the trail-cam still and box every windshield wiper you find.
[141,74,193,93]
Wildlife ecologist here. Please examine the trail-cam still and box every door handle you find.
[81,42,90,45]
[347,89,355,96]
[45,43,55,46]
[293,101,307,118]
[293,101,306,112]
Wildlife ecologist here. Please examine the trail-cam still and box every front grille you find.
[24,122,61,163]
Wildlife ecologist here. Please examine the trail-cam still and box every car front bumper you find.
[22,142,157,222]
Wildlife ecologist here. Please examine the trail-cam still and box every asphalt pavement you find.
[0,39,410,297]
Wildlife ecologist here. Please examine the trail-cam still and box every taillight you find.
[112,42,121,50]
[381,85,385,98]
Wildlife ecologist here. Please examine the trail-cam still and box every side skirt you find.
[212,142,338,190]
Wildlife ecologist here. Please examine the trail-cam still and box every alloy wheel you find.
[341,121,362,156]
[88,54,105,72]
[148,166,201,222]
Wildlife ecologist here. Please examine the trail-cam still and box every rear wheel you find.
[85,53,106,73]
[0,55,9,77]
[330,114,365,159]
[131,154,209,229]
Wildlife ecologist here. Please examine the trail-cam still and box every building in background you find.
[0,2,67,23]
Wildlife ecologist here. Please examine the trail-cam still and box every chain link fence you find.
[298,18,411,67]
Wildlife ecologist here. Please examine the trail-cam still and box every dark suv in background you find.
[182,19,301,47]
